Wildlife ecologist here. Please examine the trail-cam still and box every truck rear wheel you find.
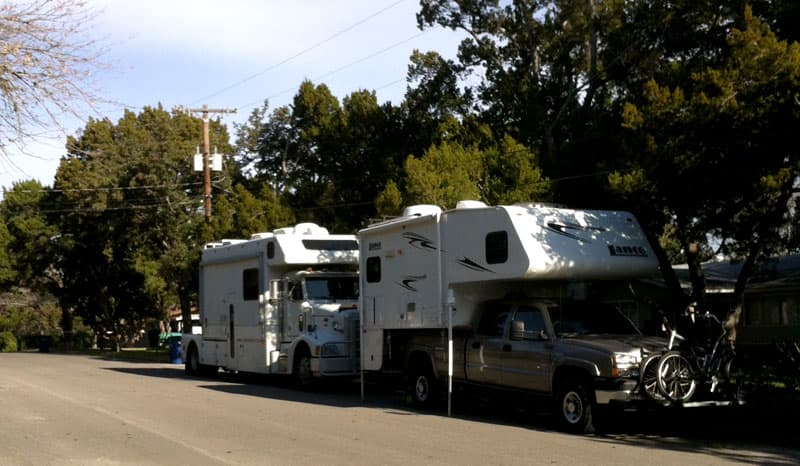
[185,343,216,377]
[409,358,438,408]
[185,343,200,376]
[555,378,595,434]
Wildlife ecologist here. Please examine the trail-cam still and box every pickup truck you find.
[403,298,666,433]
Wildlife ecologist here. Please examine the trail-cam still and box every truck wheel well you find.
[407,351,434,378]
[553,366,593,399]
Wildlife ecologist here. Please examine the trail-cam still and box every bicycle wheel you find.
[640,353,665,402]
[656,351,697,403]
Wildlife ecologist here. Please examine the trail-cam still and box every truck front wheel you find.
[409,358,438,408]
[293,347,314,389]
[555,378,595,434]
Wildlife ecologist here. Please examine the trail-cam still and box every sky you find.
[0,0,466,195]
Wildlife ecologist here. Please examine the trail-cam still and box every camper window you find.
[243,268,259,301]
[267,241,275,258]
[485,231,508,264]
[366,256,381,283]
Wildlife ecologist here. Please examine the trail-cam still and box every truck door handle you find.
[503,344,512,352]
[471,341,481,349]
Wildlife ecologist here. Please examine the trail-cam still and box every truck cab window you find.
[289,281,304,301]
[477,304,511,336]
[514,306,546,338]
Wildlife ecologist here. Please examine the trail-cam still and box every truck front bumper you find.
[594,377,639,405]
[312,356,359,377]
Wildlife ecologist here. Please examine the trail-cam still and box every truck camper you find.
[359,201,665,433]
[183,223,360,385]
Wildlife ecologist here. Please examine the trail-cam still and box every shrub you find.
[0,331,18,352]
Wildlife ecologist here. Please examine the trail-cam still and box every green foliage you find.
[0,331,17,352]
[375,180,403,218]
[0,219,15,287]
[404,141,482,208]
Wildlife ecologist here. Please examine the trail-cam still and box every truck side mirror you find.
[510,320,525,341]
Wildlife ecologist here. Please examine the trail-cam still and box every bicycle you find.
[655,307,740,404]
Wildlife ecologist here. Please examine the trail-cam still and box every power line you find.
[190,0,409,105]
[236,31,425,112]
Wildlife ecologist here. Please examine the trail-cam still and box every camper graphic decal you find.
[398,274,427,292]
[402,232,437,251]
[543,222,607,243]
[457,257,494,273]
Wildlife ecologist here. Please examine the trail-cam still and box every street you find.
[0,353,797,465]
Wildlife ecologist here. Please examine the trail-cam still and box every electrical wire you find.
[189,0,409,105]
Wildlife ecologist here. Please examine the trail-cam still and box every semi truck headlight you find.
[321,342,347,357]
[612,351,641,378]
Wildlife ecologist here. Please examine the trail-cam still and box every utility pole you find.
[181,104,236,220]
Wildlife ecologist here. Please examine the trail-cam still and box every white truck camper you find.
[359,201,663,433]
[183,223,361,385]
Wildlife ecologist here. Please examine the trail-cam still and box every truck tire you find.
[293,347,314,389]
[409,358,438,408]
[185,343,200,376]
[185,342,217,377]
[555,378,595,434]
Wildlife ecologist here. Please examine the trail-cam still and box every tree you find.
[612,9,800,343]
[0,0,107,156]
[52,105,233,346]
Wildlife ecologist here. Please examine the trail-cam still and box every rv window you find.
[302,239,358,251]
[267,241,275,259]
[366,256,381,283]
[243,268,259,301]
[485,231,508,264]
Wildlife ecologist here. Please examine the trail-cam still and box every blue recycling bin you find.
[168,335,182,364]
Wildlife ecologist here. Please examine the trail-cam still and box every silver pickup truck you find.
[404,298,666,434]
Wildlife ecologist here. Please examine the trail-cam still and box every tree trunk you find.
[685,241,707,306]
[725,238,763,347]
[179,285,193,334]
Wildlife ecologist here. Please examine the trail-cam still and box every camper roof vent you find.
[220,239,246,246]
[402,204,442,217]
[455,200,487,209]
[273,227,294,235]
[294,222,329,235]
[249,232,275,240]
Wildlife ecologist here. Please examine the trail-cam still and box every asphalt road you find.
[0,352,797,465]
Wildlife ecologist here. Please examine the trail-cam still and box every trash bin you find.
[168,335,182,364]
[38,335,51,353]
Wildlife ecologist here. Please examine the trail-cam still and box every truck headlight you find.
[321,342,347,357]
[612,351,641,378]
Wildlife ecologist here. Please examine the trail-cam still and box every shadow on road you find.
[103,364,800,464]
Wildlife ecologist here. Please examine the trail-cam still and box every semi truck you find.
[358,201,666,433]
[182,223,360,385]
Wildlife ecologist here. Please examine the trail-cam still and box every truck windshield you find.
[304,276,359,301]
[551,302,640,337]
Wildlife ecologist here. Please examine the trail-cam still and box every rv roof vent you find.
[273,227,294,235]
[455,200,487,209]
[249,232,274,240]
[294,222,329,235]
[402,204,442,217]
[220,239,246,246]
[204,242,223,249]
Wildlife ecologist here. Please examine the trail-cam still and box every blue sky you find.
[0,0,465,195]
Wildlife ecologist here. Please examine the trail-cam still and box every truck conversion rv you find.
[359,201,665,433]
[183,223,360,385]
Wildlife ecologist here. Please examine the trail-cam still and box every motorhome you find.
[183,223,360,385]
[359,201,664,433]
